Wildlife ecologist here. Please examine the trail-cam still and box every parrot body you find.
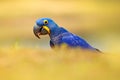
[33,18,101,52]
[49,27,94,49]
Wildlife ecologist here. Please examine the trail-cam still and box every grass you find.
[0,46,120,80]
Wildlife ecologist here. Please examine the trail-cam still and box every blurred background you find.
[0,0,120,80]
[0,0,120,52]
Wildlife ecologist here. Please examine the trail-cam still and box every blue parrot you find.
[33,18,101,52]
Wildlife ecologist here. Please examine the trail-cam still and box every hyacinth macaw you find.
[33,18,101,52]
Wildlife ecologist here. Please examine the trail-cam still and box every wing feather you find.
[62,33,93,49]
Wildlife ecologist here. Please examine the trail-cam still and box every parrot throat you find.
[49,27,68,40]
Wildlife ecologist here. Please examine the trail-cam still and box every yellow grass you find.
[0,45,120,80]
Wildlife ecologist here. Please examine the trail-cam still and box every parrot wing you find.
[61,33,94,49]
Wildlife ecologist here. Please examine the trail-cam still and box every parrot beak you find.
[33,24,50,39]
[33,24,41,39]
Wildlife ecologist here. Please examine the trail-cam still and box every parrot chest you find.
[50,34,63,45]
[50,32,69,46]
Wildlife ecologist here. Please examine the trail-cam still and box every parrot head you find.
[33,18,58,39]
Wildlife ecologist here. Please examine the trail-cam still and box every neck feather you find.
[49,27,68,39]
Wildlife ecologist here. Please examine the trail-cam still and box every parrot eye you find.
[43,20,48,24]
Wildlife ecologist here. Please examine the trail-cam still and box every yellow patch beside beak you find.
[43,26,50,34]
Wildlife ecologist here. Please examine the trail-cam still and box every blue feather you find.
[50,27,95,50]
[34,18,101,52]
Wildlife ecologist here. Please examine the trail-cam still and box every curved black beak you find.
[33,24,41,39]
[33,24,49,39]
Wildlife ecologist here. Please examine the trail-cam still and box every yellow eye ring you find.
[43,20,48,24]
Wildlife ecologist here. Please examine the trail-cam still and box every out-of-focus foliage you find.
[0,46,120,80]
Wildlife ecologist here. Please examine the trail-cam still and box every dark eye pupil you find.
[44,20,48,24]
[45,21,47,24]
